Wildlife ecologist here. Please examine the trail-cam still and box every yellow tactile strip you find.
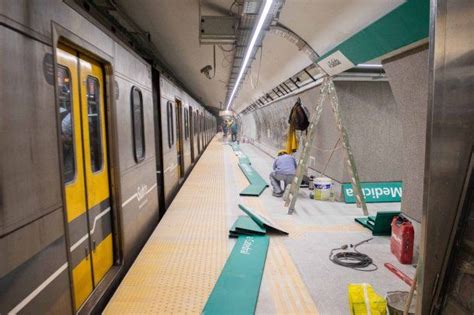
[105,138,228,314]
[229,149,320,314]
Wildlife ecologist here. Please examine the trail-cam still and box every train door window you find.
[86,76,103,172]
[167,101,174,148]
[201,113,204,145]
[189,107,194,162]
[58,66,75,183]
[175,99,184,178]
[195,111,200,153]
[131,87,145,162]
[184,108,189,140]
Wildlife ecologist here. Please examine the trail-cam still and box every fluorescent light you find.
[226,0,273,110]
[356,63,383,68]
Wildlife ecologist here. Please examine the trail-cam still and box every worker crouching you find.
[270,150,297,197]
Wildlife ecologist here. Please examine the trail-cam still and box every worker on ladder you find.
[270,149,297,197]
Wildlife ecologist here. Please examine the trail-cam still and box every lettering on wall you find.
[342,181,403,203]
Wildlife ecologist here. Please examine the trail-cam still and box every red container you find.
[390,216,414,264]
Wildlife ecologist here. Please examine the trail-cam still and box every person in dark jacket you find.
[270,149,297,197]
[231,120,238,142]
[222,122,228,138]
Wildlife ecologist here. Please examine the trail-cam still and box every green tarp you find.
[202,235,270,315]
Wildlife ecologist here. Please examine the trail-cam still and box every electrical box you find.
[200,16,238,45]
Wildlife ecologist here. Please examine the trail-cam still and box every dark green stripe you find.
[319,0,429,66]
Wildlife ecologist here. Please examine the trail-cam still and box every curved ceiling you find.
[116,0,404,112]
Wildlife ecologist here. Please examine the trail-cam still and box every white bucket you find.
[314,177,332,201]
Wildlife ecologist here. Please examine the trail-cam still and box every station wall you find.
[240,80,404,200]
[383,47,429,223]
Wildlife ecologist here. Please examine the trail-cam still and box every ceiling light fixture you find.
[226,0,273,111]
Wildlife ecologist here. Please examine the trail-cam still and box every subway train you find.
[0,1,216,314]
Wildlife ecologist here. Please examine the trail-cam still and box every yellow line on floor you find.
[229,148,319,314]
[105,138,228,314]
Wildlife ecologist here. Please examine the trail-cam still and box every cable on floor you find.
[329,237,378,272]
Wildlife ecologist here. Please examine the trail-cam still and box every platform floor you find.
[105,135,415,314]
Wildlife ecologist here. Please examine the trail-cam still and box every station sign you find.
[342,181,403,203]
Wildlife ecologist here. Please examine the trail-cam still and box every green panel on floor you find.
[230,143,240,151]
[239,204,289,235]
[355,211,400,236]
[203,235,270,315]
[230,143,252,165]
[230,215,267,236]
[239,163,268,196]
[239,156,251,165]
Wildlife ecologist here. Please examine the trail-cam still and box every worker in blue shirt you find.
[270,149,297,197]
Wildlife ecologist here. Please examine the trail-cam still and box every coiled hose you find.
[329,237,378,272]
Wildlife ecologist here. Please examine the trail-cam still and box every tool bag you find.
[288,97,310,131]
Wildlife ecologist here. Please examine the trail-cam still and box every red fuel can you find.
[390,216,414,264]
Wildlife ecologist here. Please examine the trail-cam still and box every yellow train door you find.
[57,45,114,311]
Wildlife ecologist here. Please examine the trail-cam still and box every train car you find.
[159,76,213,206]
[0,1,216,314]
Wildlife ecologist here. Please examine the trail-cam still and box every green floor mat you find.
[239,156,251,165]
[239,204,288,235]
[230,143,240,151]
[229,215,267,236]
[239,163,268,196]
[355,211,400,236]
[203,235,270,315]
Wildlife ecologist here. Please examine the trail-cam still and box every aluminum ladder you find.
[283,77,368,215]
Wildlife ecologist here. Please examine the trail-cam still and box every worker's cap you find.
[277,149,288,156]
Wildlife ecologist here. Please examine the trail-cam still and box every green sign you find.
[342,181,402,203]
[318,0,429,76]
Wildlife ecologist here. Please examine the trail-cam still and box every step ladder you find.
[283,77,368,216]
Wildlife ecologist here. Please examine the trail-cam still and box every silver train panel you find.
[0,23,72,314]
[0,0,157,313]
[0,26,62,236]
[0,0,115,55]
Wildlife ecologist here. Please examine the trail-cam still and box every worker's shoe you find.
[272,191,283,197]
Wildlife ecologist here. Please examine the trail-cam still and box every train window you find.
[184,108,189,140]
[58,66,75,183]
[194,111,198,133]
[167,101,174,148]
[131,87,145,162]
[86,76,103,172]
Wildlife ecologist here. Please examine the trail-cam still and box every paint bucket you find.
[314,177,332,200]
[386,291,416,315]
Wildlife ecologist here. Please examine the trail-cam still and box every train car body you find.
[0,1,215,313]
